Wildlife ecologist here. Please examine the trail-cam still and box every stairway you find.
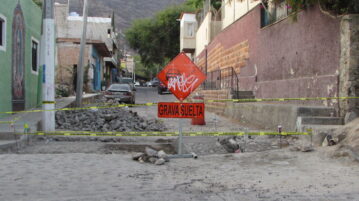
[232,91,255,99]
[296,106,344,134]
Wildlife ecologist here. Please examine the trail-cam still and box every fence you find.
[203,67,239,93]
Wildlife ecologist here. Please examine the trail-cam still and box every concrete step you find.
[234,95,256,99]
[301,117,344,125]
[0,132,20,140]
[232,91,255,99]
[233,91,254,96]
[299,124,344,146]
[297,106,336,117]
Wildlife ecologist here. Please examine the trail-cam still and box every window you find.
[186,22,195,38]
[107,29,111,38]
[31,39,39,73]
[0,14,6,51]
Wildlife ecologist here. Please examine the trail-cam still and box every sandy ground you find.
[1,88,358,201]
[0,149,358,201]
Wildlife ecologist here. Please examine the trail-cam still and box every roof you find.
[67,16,112,24]
[178,12,196,20]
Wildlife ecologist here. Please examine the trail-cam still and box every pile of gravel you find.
[55,107,166,132]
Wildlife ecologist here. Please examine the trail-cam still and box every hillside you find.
[55,0,186,31]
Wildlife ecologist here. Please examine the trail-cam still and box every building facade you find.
[0,0,42,116]
[55,2,119,94]
[182,0,359,118]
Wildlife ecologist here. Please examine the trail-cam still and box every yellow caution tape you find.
[0,116,21,124]
[1,96,358,115]
[15,130,309,137]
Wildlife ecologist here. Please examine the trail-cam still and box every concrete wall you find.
[56,43,91,87]
[221,0,260,30]
[195,12,223,57]
[197,5,341,109]
[224,102,299,130]
[55,3,112,49]
[55,3,113,93]
[194,89,231,113]
[0,0,42,116]
[195,12,211,57]
[180,13,197,52]
[339,14,359,119]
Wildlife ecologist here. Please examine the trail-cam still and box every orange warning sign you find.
[158,102,205,119]
[157,53,206,101]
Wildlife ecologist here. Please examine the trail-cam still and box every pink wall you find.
[197,5,341,106]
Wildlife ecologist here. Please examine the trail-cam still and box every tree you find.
[186,0,222,10]
[272,0,359,16]
[125,4,195,69]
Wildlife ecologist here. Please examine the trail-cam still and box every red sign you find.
[157,53,206,101]
[158,102,205,119]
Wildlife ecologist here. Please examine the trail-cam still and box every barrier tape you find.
[43,101,56,104]
[0,96,358,115]
[0,102,158,115]
[0,116,21,124]
[207,96,359,103]
[16,130,310,137]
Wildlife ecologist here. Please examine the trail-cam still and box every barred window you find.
[0,16,6,51]
[32,40,39,72]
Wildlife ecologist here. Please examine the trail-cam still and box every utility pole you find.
[133,62,136,82]
[41,0,55,132]
[75,0,89,107]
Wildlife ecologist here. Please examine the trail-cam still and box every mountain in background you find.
[55,0,186,32]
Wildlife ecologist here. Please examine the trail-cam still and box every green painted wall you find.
[0,0,42,117]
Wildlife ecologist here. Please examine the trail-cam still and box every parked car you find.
[134,81,140,87]
[119,77,136,91]
[158,82,170,94]
[145,80,159,87]
[104,84,135,104]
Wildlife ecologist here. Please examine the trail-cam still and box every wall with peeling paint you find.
[339,14,359,120]
[196,5,342,110]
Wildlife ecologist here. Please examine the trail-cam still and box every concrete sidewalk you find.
[0,93,100,152]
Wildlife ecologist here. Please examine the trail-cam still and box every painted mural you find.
[11,3,26,111]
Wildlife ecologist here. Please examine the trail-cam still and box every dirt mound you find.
[55,107,166,132]
[331,118,359,161]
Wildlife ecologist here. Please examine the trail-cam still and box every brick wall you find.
[192,89,231,114]
[56,44,90,86]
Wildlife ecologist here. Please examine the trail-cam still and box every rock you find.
[344,112,357,124]
[219,137,240,153]
[301,146,314,152]
[157,150,167,158]
[154,158,166,165]
[290,146,301,152]
[132,153,144,161]
[55,105,166,132]
[103,114,116,121]
[148,157,157,164]
[322,135,338,147]
[145,147,158,157]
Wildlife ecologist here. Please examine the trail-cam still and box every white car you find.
[134,81,140,87]
[145,81,152,87]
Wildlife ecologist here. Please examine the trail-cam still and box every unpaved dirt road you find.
[1,87,358,201]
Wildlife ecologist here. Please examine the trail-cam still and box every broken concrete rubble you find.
[55,107,166,132]
[132,147,169,165]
